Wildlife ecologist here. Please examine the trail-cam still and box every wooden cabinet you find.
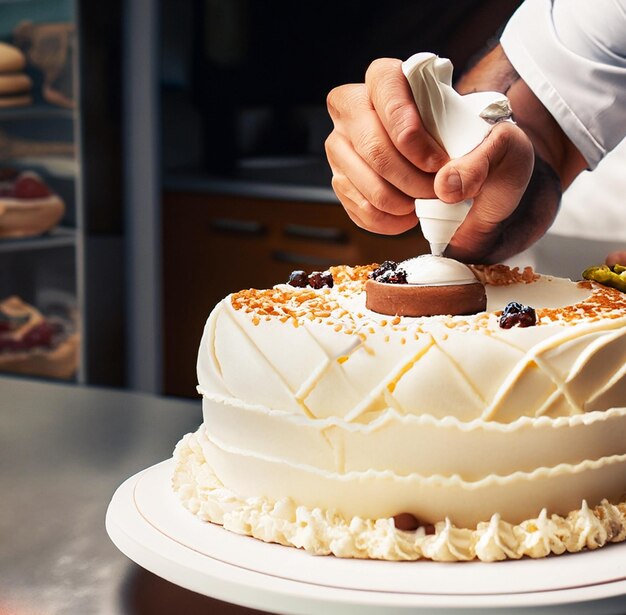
[162,191,428,397]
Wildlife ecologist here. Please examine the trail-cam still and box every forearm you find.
[456,44,586,190]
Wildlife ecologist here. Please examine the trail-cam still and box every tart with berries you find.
[365,258,487,317]
[0,170,65,238]
[0,296,78,379]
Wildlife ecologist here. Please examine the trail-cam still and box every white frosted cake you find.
[173,264,626,562]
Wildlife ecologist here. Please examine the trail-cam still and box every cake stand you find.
[106,460,626,614]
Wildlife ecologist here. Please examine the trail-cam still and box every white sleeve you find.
[500,0,626,169]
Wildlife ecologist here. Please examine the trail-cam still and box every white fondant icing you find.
[173,430,626,562]
[178,267,626,560]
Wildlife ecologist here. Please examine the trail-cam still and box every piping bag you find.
[402,53,512,257]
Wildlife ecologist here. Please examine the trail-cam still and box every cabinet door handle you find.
[209,218,267,236]
[271,250,337,267]
[283,223,347,243]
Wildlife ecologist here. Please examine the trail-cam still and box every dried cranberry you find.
[499,301,537,329]
[370,260,398,280]
[378,267,407,285]
[309,271,325,288]
[287,270,308,288]
[502,302,523,316]
[319,271,334,288]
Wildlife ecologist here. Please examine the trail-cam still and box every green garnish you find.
[582,264,626,293]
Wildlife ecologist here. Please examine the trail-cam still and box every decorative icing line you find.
[173,431,626,563]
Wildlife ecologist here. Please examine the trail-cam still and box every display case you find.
[0,0,123,386]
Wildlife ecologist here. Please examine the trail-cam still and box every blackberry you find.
[287,270,308,288]
[319,271,334,288]
[499,301,537,329]
[370,260,398,280]
[378,268,408,285]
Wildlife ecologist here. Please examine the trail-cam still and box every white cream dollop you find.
[400,254,478,286]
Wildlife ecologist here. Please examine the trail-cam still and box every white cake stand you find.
[106,460,626,614]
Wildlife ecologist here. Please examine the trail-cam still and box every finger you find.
[434,122,531,204]
[325,131,419,215]
[328,83,436,198]
[327,83,372,124]
[366,57,448,173]
[606,251,626,267]
[434,150,490,204]
[435,123,534,260]
[448,143,558,264]
[454,125,533,225]
[331,173,418,235]
[349,108,437,199]
[472,159,559,263]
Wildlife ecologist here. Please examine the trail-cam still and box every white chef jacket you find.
[500,0,626,273]
[500,0,626,170]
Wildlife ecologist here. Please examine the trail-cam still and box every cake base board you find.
[106,459,626,614]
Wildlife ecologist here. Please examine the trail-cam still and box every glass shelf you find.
[0,226,77,253]
[0,105,74,122]
[6,155,78,179]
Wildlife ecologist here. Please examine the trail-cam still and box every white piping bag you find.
[402,53,511,256]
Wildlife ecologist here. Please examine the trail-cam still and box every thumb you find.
[433,122,530,203]
[607,251,626,267]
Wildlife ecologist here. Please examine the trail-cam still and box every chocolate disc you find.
[365,279,486,317]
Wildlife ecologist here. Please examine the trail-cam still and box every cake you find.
[0,296,78,379]
[172,263,626,562]
[0,170,65,238]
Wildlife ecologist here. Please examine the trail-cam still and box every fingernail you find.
[446,168,462,195]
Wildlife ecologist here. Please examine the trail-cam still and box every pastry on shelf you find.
[0,41,32,108]
[0,129,75,159]
[0,170,65,238]
[0,295,79,380]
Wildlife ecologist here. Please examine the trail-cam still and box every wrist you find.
[457,44,586,190]
[505,77,585,190]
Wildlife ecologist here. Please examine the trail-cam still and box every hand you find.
[325,58,447,235]
[326,46,579,263]
[434,121,539,262]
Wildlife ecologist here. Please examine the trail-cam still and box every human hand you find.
[434,121,538,262]
[325,58,447,235]
[606,251,626,267]
[326,50,564,263]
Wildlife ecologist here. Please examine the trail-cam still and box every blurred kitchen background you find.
[1,0,622,400]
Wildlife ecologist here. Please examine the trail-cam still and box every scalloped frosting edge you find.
[172,431,626,562]
[199,391,626,433]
